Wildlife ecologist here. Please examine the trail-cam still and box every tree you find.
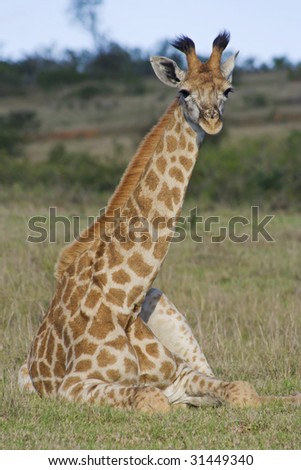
[272,56,291,71]
[68,0,104,49]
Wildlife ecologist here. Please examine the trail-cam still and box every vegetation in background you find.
[0,25,300,208]
[1,125,301,208]
[0,111,40,155]
[189,130,301,208]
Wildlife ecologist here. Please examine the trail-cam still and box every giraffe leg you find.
[57,377,170,413]
[140,288,214,376]
[162,360,301,408]
[56,320,172,413]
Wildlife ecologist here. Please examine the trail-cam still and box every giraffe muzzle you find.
[200,110,223,135]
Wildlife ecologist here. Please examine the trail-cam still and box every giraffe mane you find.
[54,99,179,280]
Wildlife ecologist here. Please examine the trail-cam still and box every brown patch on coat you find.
[133,317,155,340]
[157,182,173,211]
[159,360,176,380]
[128,252,153,277]
[85,288,100,309]
[145,169,160,191]
[136,194,153,218]
[107,244,124,269]
[107,288,126,307]
[38,361,51,377]
[87,305,115,340]
[112,269,131,285]
[166,135,177,152]
[145,343,160,358]
[97,349,117,367]
[54,358,65,378]
[94,273,107,288]
[69,312,89,340]
[106,369,121,382]
[75,359,93,372]
[156,156,167,174]
[169,167,185,183]
[179,155,193,171]
[74,338,97,357]
[171,187,181,205]
[153,237,168,260]
[106,335,129,350]
[123,357,138,375]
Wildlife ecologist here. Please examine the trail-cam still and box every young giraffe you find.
[19,33,301,411]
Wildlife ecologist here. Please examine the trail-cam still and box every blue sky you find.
[0,0,300,63]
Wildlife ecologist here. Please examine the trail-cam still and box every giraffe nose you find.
[204,108,219,120]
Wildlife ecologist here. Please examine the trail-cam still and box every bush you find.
[37,67,85,89]
[0,144,124,193]
[66,83,113,100]
[0,110,40,155]
[188,131,301,208]
[1,133,301,209]
[243,93,268,108]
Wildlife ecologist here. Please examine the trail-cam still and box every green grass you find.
[0,201,301,449]
[1,392,301,449]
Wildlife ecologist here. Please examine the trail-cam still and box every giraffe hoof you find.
[133,386,171,413]
[223,381,261,407]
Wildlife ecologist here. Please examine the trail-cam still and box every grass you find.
[0,200,301,449]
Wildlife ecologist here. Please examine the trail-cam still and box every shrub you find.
[243,93,268,108]
[0,110,40,155]
[188,131,301,208]
[1,133,301,209]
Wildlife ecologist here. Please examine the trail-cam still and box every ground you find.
[0,203,300,449]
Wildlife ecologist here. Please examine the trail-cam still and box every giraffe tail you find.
[18,363,36,394]
[259,392,301,405]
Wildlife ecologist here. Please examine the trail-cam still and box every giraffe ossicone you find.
[19,32,301,412]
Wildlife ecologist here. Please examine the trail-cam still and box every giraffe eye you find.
[224,87,234,98]
[180,89,190,99]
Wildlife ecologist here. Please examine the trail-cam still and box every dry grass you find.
[0,200,300,449]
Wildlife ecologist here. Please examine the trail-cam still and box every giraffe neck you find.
[55,100,183,280]
[125,100,202,222]
[93,100,205,320]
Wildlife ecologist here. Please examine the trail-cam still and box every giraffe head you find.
[150,32,238,135]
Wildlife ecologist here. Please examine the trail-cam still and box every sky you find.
[0,0,300,63]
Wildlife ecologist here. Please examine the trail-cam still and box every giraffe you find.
[19,32,301,411]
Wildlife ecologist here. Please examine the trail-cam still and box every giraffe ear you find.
[221,51,239,82]
[150,56,186,87]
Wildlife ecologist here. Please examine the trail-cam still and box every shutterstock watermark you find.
[27,206,275,245]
